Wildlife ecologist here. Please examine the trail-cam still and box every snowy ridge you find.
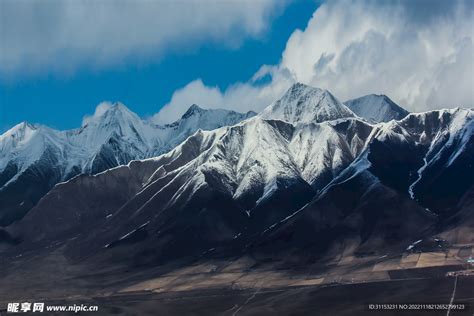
[129,115,375,212]
[0,102,255,227]
[0,103,254,183]
[161,104,256,153]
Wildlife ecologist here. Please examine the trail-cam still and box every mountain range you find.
[3,83,472,268]
[0,104,255,226]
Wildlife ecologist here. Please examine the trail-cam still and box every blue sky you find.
[1,0,472,133]
[0,0,317,132]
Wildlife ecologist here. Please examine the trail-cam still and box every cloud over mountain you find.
[277,0,473,112]
[157,0,473,122]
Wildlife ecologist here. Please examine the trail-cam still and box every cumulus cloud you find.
[278,0,474,111]
[0,0,286,77]
[156,0,473,122]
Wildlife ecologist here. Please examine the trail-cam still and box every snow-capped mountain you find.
[0,103,255,226]
[261,83,355,124]
[71,103,158,171]
[344,94,409,123]
[12,82,472,265]
[0,122,67,177]
[3,82,473,269]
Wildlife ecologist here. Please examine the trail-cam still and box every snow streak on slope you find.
[406,108,474,200]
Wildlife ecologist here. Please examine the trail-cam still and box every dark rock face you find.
[0,147,64,226]
[367,139,426,195]
[253,172,435,260]
[409,132,474,218]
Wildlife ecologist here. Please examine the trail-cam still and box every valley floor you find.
[1,275,473,315]
[1,244,474,315]
[74,276,474,316]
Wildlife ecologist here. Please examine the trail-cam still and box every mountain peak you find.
[288,81,319,91]
[345,94,409,123]
[286,82,327,99]
[181,104,205,119]
[81,102,142,129]
[103,102,136,117]
[109,101,128,110]
[261,83,354,124]
[9,121,36,132]
[75,102,150,157]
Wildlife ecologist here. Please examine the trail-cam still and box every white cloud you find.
[82,101,112,126]
[0,0,286,77]
[156,0,473,122]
